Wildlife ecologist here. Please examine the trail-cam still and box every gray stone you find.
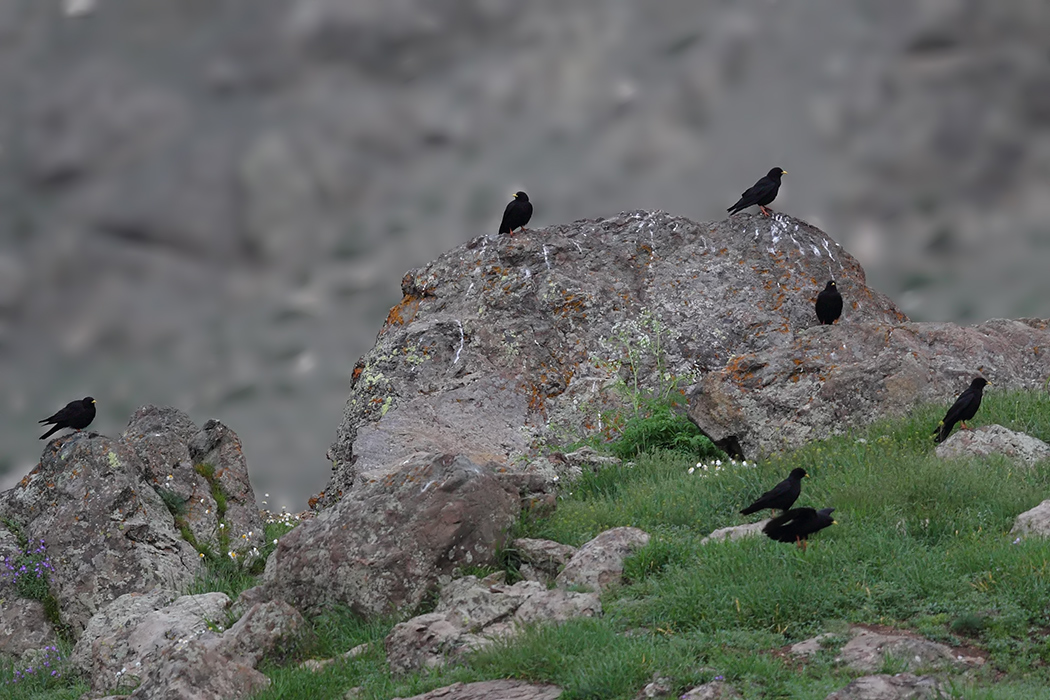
[264,453,520,617]
[385,612,481,674]
[1011,498,1050,539]
[513,538,577,580]
[298,642,368,672]
[514,588,601,624]
[788,632,838,657]
[0,597,60,659]
[125,600,305,700]
[680,681,743,700]
[689,319,1050,460]
[0,433,202,634]
[835,628,982,673]
[634,675,674,699]
[700,520,769,545]
[824,673,946,700]
[556,527,650,592]
[390,680,563,700]
[935,424,1050,466]
[72,588,230,692]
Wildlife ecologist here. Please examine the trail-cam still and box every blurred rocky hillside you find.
[1,0,1048,506]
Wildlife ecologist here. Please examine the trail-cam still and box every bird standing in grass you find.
[763,507,836,550]
[740,467,808,516]
[499,191,533,235]
[815,280,843,325]
[933,377,990,443]
[39,397,96,440]
[727,167,786,217]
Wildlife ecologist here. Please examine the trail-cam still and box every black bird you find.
[763,507,836,550]
[727,167,786,217]
[815,280,843,325]
[499,191,533,235]
[39,397,96,440]
[933,377,990,443]
[740,467,808,516]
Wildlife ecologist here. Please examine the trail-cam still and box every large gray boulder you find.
[265,453,520,616]
[0,432,202,634]
[391,680,563,700]
[322,212,904,503]
[689,319,1050,459]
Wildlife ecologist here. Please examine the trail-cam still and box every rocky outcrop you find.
[935,424,1050,466]
[122,406,266,557]
[322,212,905,503]
[264,453,520,616]
[823,673,946,700]
[390,680,563,700]
[0,432,202,634]
[689,319,1050,459]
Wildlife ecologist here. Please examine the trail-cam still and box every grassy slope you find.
[7,392,1050,699]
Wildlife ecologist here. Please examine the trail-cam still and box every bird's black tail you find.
[39,424,60,440]
[933,421,950,443]
[739,504,760,516]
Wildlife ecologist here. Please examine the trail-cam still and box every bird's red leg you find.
[961,422,969,430]
[760,206,772,217]
[802,540,808,552]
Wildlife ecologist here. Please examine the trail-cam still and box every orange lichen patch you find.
[351,365,363,385]
[384,295,422,328]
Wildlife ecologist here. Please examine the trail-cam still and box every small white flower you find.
[219,523,225,529]
[273,539,278,545]
[688,467,695,474]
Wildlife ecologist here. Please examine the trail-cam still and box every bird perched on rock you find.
[815,280,843,325]
[39,397,96,440]
[727,167,786,217]
[763,507,836,550]
[933,377,990,443]
[499,191,533,235]
[740,467,808,516]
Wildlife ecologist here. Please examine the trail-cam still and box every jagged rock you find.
[125,600,305,700]
[689,319,1050,460]
[390,680,563,700]
[700,520,769,545]
[121,406,265,558]
[0,432,202,634]
[264,453,519,617]
[556,526,650,592]
[935,424,1050,466]
[512,538,577,582]
[72,588,230,692]
[824,673,946,700]
[1010,499,1050,539]
[186,418,266,553]
[834,628,981,673]
[321,212,904,505]
[680,681,743,700]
